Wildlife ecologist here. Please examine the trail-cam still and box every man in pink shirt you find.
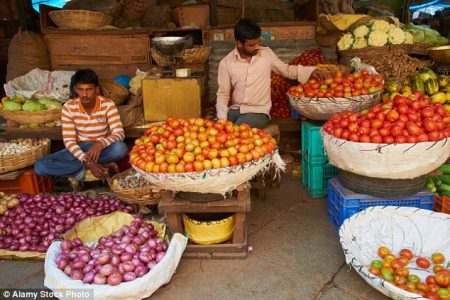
[216,18,328,128]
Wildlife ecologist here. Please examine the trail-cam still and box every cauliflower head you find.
[368,30,388,47]
[403,31,414,44]
[388,26,406,44]
[337,33,354,50]
[352,38,368,49]
[353,25,369,38]
[370,20,390,33]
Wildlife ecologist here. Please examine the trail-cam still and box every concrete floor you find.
[0,174,390,300]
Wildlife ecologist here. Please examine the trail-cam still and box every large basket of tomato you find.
[129,118,285,195]
[288,70,384,121]
[339,206,450,300]
[321,95,450,179]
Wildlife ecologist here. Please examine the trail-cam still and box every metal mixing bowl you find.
[428,45,450,65]
[152,36,188,57]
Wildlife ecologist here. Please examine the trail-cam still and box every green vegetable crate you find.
[301,121,338,198]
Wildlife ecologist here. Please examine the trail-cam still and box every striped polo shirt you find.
[61,96,125,161]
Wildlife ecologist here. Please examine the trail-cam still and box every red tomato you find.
[416,257,431,269]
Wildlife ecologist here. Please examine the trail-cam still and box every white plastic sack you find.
[339,206,450,300]
[322,130,450,179]
[4,68,75,101]
[44,233,187,300]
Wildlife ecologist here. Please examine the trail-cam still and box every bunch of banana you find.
[381,67,450,112]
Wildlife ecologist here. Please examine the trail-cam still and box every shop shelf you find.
[0,168,53,195]
[327,177,434,231]
[302,156,338,198]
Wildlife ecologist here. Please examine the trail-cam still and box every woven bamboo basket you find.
[49,10,113,30]
[338,46,389,59]
[99,79,129,106]
[288,92,381,121]
[0,140,50,173]
[150,46,210,67]
[107,169,161,206]
[0,109,61,125]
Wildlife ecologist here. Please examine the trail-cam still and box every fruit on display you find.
[402,22,449,46]
[55,216,168,285]
[0,138,50,156]
[322,93,450,143]
[1,95,62,112]
[112,173,153,189]
[130,117,277,173]
[288,69,384,98]
[426,164,450,196]
[337,19,414,50]
[0,192,19,215]
[0,194,133,253]
[369,246,450,299]
[270,48,326,118]
[382,68,450,110]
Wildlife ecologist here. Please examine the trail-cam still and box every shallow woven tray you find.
[0,141,50,174]
[107,169,161,206]
[0,109,61,125]
[150,46,210,67]
[49,10,113,30]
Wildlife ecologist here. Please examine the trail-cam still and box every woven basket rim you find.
[49,9,113,30]
[0,141,50,174]
[150,45,210,66]
[99,79,129,104]
[0,109,61,125]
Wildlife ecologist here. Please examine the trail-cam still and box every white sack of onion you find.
[44,219,187,300]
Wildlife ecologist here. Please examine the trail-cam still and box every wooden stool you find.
[251,123,281,200]
[158,184,251,258]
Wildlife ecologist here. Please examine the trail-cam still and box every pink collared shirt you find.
[216,46,316,119]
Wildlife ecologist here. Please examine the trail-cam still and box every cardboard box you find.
[172,5,210,28]
[142,78,201,121]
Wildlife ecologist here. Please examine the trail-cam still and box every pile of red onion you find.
[55,216,168,285]
[0,193,133,252]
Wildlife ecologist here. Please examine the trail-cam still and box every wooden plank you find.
[166,213,183,233]
[232,212,245,244]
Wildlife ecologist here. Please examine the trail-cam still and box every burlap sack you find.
[141,4,173,28]
[118,88,144,128]
[6,30,50,82]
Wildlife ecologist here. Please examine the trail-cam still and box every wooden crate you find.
[142,78,201,122]
[158,185,251,258]
[44,31,150,69]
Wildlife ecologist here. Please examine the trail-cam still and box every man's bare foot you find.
[101,162,120,176]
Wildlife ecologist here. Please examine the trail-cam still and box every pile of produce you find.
[0,194,133,253]
[0,138,49,156]
[361,49,428,80]
[369,246,449,299]
[322,93,450,143]
[55,216,168,285]
[112,172,153,189]
[383,68,450,110]
[288,69,384,98]
[337,19,413,50]
[270,48,326,118]
[402,22,449,46]
[130,117,277,173]
[426,164,450,196]
[0,193,19,215]
[1,95,62,112]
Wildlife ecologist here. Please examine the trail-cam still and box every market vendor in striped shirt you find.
[35,69,128,180]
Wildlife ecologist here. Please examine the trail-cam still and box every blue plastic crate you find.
[301,121,326,160]
[289,102,302,119]
[302,157,338,198]
[327,177,434,231]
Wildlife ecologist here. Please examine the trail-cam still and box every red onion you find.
[93,274,106,285]
[70,269,83,280]
[131,257,141,267]
[82,264,94,274]
[134,265,149,277]
[60,240,72,251]
[112,246,124,256]
[120,253,132,262]
[138,252,152,264]
[132,236,144,246]
[147,261,157,270]
[125,244,137,255]
[107,272,123,286]
[70,260,85,270]
[19,244,29,251]
[120,261,135,272]
[83,272,95,284]
[110,255,120,267]
[100,264,114,276]
[155,252,166,263]
[63,265,72,276]
[123,272,136,282]
[97,253,110,265]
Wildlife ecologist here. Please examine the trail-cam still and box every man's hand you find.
[310,69,330,82]
[85,141,104,163]
[83,160,107,179]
